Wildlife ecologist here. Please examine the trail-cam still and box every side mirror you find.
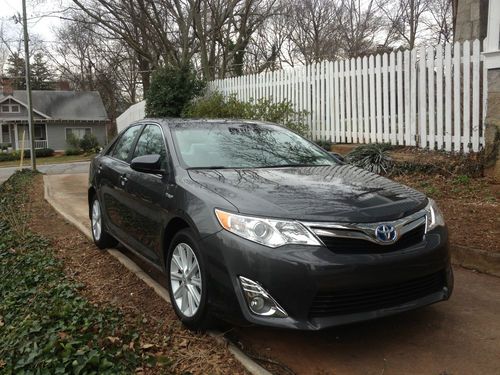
[130,154,165,174]
[329,151,345,162]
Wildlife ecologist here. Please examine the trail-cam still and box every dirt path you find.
[43,173,500,375]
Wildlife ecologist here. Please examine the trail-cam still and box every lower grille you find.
[309,271,445,318]
[318,224,426,254]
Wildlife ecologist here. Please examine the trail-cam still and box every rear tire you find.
[166,229,212,331]
[90,196,118,249]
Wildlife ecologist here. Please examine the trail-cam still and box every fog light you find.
[239,276,288,318]
[250,296,265,311]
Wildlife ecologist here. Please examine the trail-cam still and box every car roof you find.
[137,118,280,129]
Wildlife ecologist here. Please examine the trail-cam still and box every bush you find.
[346,143,394,174]
[23,148,55,158]
[65,148,83,156]
[183,92,310,137]
[0,153,18,162]
[79,134,99,153]
[315,140,333,151]
[146,65,205,117]
[66,133,81,149]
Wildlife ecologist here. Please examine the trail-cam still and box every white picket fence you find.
[211,39,486,153]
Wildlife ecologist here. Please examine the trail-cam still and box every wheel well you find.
[163,218,190,256]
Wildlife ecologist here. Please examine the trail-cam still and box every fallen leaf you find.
[107,336,121,344]
[141,343,155,350]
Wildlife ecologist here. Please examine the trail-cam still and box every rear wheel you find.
[91,196,118,249]
[167,229,211,330]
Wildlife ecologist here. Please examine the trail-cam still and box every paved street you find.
[44,172,500,375]
[0,161,90,185]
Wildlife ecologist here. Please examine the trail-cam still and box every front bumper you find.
[201,226,453,330]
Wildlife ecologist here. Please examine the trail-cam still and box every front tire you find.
[90,196,118,249]
[167,229,211,330]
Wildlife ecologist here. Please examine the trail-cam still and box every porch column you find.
[483,0,500,181]
[13,124,19,150]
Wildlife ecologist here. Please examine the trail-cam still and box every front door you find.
[124,124,171,263]
[1,124,11,144]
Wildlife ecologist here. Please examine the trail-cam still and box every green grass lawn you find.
[0,154,94,168]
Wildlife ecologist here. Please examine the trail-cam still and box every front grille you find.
[309,271,445,318]
[318,224,426,254]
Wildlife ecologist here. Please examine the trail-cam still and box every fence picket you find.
[389,52,396,145]
[418,46,427,148]
[397,51,404,145]
[428,47,436,150]
[369,55,376,143]
[340,60,346,143]
[453,42,462,152]
[445,43,453,151]
[362,56,369,143]
[410,48,417,146]
[382,53,390,143]
[472,40,480,152]
[375,54,383,143]
[435,45,444,149]
[463,41,471,152]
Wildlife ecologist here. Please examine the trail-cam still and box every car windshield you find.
[171,122,337,169]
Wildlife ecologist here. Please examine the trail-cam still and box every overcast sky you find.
[0,0,65,47]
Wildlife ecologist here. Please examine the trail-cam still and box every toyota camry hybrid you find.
[88,119,453,330]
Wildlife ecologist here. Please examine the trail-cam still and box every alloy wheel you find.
[91,199,102,241]
[170,242,202,317]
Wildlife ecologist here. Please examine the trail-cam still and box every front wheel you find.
[167,229,212,330]
[90,196,118,249]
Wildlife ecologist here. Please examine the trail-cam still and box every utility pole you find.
[21,0,36,170]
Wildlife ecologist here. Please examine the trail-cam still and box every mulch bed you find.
[393,174,500,254]
[27,175,247,375]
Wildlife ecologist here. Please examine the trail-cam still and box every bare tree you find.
[377,0,430,49]
[336,0,385,58]
[425,0,454,46]
[284,0,342,64]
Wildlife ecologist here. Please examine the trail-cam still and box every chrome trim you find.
[302,209,427,246]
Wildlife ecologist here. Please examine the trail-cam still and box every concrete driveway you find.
[0,161,90,185]
[44,173,500,375]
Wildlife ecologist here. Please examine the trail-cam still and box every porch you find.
[0,123,48,150]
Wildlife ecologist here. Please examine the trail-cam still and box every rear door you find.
[98,124,143,243]
[124,124,172,264]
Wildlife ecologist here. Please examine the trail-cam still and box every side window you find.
[132,125,167,170]
[111,125,141,162]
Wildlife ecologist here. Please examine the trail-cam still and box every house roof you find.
[0,90,107,121]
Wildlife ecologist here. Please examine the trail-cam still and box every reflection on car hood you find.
[187,165,427,222]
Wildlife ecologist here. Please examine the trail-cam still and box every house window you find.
[1,104,21,113]
[66,127,92,139]
[34,124,46,140]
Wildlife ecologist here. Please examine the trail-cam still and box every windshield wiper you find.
[256,163,332,168]
[186,166,229,170]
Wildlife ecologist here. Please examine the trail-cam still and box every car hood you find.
[187,165,427,222]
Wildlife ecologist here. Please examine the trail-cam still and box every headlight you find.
[215,209,321,248]
[425,199,445,231]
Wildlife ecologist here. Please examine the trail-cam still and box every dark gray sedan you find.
[88,119,453,330]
